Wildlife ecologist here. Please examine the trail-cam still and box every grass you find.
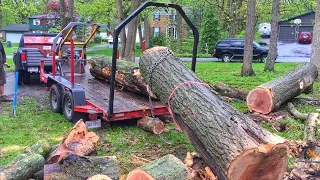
[4,58,14,72]
[3,43,19,55]
[0,61,318,175]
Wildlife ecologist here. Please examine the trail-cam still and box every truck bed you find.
[72,70,163,112]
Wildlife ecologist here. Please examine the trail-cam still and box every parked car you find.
[258,23,271,38]
[298,32,312,44]
[213,38,269,63]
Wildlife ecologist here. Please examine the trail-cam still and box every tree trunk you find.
[44,155,119,180]
[311,1,320,68]
[127,154,190,180]
[12,140,52,164]
[68,0,74,22]
[212,82,248,101]
[115,0,126,57]
[59,0,68,29]
[139,47,289,180]
[241,0,256,76]
[229,0,237,37]
[47,120,99,164]
[176,12,182,54]
[138,22,143,48]
[264,0,280,71]
[88,57,157,98]
[247,63,318,114]
[0,154,44,180]
[123,0,141,62]
[137,116,164,134]
[143,15,150,48]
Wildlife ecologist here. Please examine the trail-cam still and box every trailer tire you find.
[50,84,63,113]
[62,91,89,123]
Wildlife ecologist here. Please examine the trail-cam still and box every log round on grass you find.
[0,154,44,180]
[247,63,318,114]
[137,116,164,134]
[88,56,156,98]
[139,46,289,180]
[127,154,190,180]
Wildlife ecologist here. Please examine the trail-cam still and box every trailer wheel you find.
[50,84,63,113]
[62,91,89,123]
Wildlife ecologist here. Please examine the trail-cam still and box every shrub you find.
[94,36,103,43]
[150,32,167,47]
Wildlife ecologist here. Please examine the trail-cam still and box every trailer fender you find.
[70,87,86,106]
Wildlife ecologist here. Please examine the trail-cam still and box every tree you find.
[59,0,69,28]
[122,0,141,62]
[310,0,320,68]
[68,0,75,22]
[115,0,127,57]
[241,0,256,76]
[199,5,220,53]
[264,0,280,71]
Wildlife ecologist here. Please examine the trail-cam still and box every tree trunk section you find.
[44,155,119,180]
[115,0,126,57]
[176,13,182,54]
[0,154,44,180]
[241,0,256,76]
[212,82,248,101]
[59,0,68,29]
[264,0,280,71]
[138,21,143,48]
[247,63,318,114]
[137,116,164,134]
[11,140,52,164]
[304,113,319,142]
[123,0,141,62]
[139,47,288,180]
[68,0,74,22]
[47,120,99,164]
[229,0,237,38]
[88,56,157,98]
[127,154,190,180]
[143,15,150,48]
[311,1,320,68]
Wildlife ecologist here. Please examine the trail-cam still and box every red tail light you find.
[21,52,26,62]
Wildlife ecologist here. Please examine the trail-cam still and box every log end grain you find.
[247,87,273,114]
[228,143,288,180]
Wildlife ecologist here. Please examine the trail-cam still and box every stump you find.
[139,47,289,180]
[127,154,190,180]
[247,63,318,114]
[44,154,119,180]
[137,116,165,134]
[0,154,44,180]
[88,56,157,98]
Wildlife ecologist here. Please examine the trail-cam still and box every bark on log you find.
[0,154,44,180]
[47,120,99,163]
[139,47,289,180]
[44,155,119,180]
[88,56,157,98]
[212,82,248,101]
[137,116,164,134]
[127,154,190,180]
[287,102,308,120]
[247,63,318,114]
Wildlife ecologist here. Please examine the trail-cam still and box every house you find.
[0,24,30,43]
[278,11,315,41]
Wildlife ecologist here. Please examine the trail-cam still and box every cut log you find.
[127,154,190,180]
[304,113,319,142]
[88,175,112,180]
[131,154,151,166]
[46,120,99,163]
[88,56,157,98]
[44,154,119,180]
[212,82,248,101]
[139,47,289,180]
[137,116,164,134]
[247,63,318,114]
[0,154,44,180]
[292,97,320,107]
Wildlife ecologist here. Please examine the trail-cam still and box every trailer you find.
[39,2,199,127]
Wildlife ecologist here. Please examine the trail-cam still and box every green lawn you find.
[3,43,19,55]
[5,58,14,71]
[0,61,318,175]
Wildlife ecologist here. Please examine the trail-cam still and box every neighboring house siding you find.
[278,12,315,41]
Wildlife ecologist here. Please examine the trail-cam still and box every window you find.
[231,41,244,47]
[153,27,160,35]
[33,19,40,26]
[154,12,160,21]
[216,41,230,47]
[167,26,176,38]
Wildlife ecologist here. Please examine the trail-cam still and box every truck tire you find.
[50,84,63,113]
[260,54,268,63]
[222,54,232,62]
[62,91,89,123]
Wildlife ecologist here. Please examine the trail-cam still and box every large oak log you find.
[139,47,289,180]
[44,154,119,180]
[126,154,190,180]
[88,56,156,98]
[137,116,164,134]
[47,120,99,163]
[0,154,44,180]
[247,63,318,114]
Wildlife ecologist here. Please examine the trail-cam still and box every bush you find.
[94,36,103,43]
[236,30,261,42]
[150,33,167,47]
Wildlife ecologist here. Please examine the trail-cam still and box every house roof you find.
[280,11,315,23]
[1,24,29,32]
